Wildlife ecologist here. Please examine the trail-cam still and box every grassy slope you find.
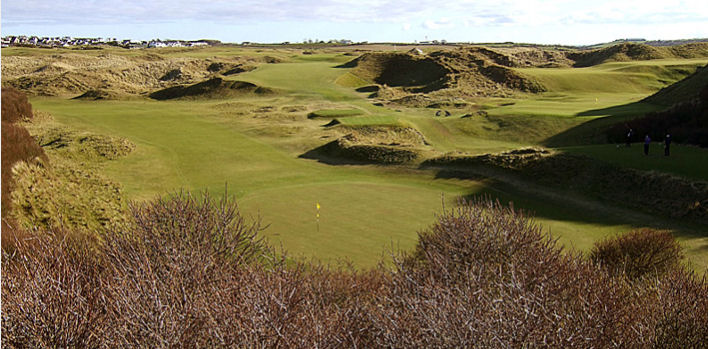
[24,51,708,270]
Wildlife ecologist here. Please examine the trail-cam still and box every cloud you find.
[3,0,708,38]
[422,18,453,30]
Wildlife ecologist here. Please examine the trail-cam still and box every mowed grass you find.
[308,108,365,118]
[30,97,476,267]
[24,53,708,270]
[239,182,466,264]
[559,144,708,182]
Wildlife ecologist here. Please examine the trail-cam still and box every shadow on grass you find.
[299,141,374,166]
[544,101,663,147]
[427,165,708,242]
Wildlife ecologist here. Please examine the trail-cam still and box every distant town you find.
[1,35,453,49]
[4,35,708,50]
[1,35,220,49]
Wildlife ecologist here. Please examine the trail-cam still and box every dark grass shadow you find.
[544,101,664,147]
[298,141,377,166]
[426,164,708,241]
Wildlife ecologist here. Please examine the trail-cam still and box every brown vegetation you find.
[1,87,33,123]
[591,229,683,279]
[1,53,263,97]
[3,195,707,347]
[1,88,46,245]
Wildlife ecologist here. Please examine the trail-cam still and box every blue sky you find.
[2,0,708,45]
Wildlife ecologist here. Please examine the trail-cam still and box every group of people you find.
[625,128,672,156]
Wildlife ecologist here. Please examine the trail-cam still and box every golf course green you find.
[9,45,707,270]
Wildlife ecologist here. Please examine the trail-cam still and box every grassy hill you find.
[644,64,708,105]
[4,45,708,270]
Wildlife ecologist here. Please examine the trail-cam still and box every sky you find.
[2,0,708,45]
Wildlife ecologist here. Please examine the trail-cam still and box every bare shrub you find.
[100,191,268,346]
[2,194,706,347]
[652,269,708,347]
[1,230,106,348]
[367,198,650,347]
[590,229,683,279]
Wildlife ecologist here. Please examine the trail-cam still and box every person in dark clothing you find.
[644,134,651,155]
[626,128,633,147]
[664,132,671,156]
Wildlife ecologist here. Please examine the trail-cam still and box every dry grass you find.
[1,88,46,248]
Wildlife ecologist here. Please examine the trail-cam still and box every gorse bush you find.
[590,229,684,279]
[2,195,707,347]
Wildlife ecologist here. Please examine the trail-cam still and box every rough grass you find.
[644,63,708,105]
[7,111,133,234]
[424,148,708,223]
[336,115,400,126]
[1,88,46,247]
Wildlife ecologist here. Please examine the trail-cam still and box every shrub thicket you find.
[590,229,683,279]
[2,195,707,347]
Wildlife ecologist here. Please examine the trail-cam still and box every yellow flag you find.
[316,202,320,210]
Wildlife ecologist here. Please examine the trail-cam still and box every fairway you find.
[11,46,708,270]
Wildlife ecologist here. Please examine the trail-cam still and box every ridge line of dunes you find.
[570,42,708,67]
[342,50,546,97]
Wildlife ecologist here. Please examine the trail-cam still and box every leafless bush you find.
[366,198,651,347]
[1,230,106,348]
[651,269,708,347]
[590,229,683,279]
[100,191,268,346]
[2,195,707,347]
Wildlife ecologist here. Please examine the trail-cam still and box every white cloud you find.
[4,0,708,26]
[422,18,453,30]
[3,0,708,44]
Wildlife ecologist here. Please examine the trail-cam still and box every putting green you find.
[240,182,467,266]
